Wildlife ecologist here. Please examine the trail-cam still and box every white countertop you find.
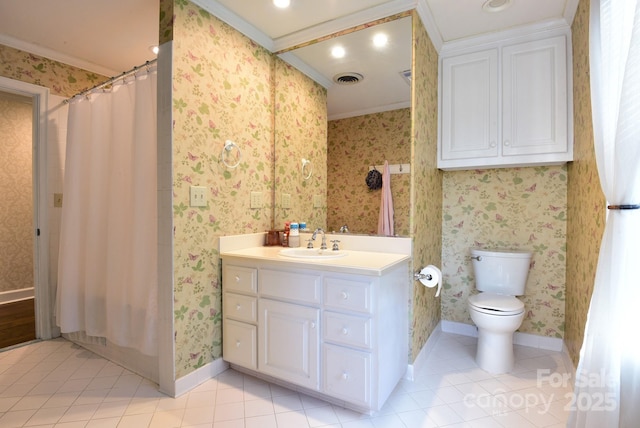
[220,246,410,276]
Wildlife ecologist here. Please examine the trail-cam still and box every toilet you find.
[468,247,532,374]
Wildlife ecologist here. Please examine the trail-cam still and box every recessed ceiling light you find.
[482,0,513,12]
[273,0,290,8]
[373,33,388,48]
[331,46,346,59]
[150,45,159,55]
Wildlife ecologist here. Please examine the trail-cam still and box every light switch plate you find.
[250,191,263,209]
[282,193,291,209]
[313,194,322,208]
[190,186,207,207]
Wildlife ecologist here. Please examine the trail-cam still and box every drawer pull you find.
[234,275,241,282]
[340,291,349,300]
[342,372,349,380]
[341,327,349,335]
[236,340,241,348]
[236,304,241,310]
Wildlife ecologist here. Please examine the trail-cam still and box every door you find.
[0,77,53,346]
[259,298,320,390]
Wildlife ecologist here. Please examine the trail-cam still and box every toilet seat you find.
[468,293,524,316]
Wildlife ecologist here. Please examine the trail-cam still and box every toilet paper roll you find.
[418,265,442,297]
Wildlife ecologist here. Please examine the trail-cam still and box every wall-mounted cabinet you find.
[438,29,573,170]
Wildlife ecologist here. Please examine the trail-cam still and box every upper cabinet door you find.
[502,36,568,157]
[440,49,499,161]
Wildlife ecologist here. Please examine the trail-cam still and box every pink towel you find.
[377,160,394,236]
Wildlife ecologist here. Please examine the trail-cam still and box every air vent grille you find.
[333,72,364,85]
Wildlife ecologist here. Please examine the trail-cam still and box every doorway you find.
[0,77,53,347]
[0,91,36,348]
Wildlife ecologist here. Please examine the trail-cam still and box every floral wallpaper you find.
[327,109,411,236]
[410,13,442,362]
[0,44,105,97]
[0,94,33,293]
[565,0,605,366]
[274,60,327,231]
[441,167,568,338]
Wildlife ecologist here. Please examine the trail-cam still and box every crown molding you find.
[0,34,118,77]
[414,0,443,52]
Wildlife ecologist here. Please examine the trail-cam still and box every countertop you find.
[220,246,410,276]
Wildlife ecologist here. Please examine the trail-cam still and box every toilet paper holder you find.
[414,271,433,281]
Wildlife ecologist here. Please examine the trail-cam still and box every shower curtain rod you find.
[64,59,157,103]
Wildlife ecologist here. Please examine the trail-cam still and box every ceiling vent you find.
[400,69,412,85]
[333,72,364,85]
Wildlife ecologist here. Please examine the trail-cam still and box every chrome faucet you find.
[311,228,327,250]
[339,224,350,233]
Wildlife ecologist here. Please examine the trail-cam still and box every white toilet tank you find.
[470,248,532,295]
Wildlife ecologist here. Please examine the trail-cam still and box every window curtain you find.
[568,0,640,426]
[56,67,158,356]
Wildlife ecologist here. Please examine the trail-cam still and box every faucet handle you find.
[330,240,341,251]
[306,239,314,249]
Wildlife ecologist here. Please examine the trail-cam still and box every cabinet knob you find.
[342,372,349,380]
[236,340,241,348]
[341,327,349,335]
[340,291,349,300]
[490,141,496,148]
[310,322,316,329]
[236,304,241,311]
[234,275,240,282]
[504,140,510,146]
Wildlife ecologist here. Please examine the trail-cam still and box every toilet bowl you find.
[468,248,532,374]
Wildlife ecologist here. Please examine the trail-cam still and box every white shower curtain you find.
[56,67,158,357]
[568,1,640,426]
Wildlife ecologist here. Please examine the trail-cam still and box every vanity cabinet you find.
[439,32,572,170]
[221,256,409,413]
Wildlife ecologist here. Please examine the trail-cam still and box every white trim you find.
[328,101,411,121]
[272,0,417,52]
[0,34,118,77]
[173,358,229,397]
[563,0,580,25]
[405,321,443,381]
[562,341,577,379]
[0,76,52,341]
[277,52,332,89]
[415,0,443,52]
[190,0,275,51]
[441,320,564,351]
[0,288,34,304]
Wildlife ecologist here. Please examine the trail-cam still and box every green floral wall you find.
[410,13,442,361]
[171,1,327,377]
[565,0,605,366]
[327,108,411,236]
[274,60,327,231]
[441,167,568,338]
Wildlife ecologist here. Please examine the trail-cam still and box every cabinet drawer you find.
[223,265,257,294]
[260,269,321,305]
[323,344,371,407]
[224,293,257,323]
[324,277,372,314]
[324,312,371,349]
[223,319,257,370]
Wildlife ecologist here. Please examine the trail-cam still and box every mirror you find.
[275,15,413,236]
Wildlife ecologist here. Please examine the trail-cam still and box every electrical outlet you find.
[282,193,291,209]
[190,186,207,207]
[250,191,263,209]
[54,193,63,208]
[313,194,323,208]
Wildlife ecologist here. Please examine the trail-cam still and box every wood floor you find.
[0,298,35,349]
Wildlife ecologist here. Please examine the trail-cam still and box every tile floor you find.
[0,332,574,427]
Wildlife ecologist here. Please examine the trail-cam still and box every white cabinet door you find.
[441,49,499,161]
[259,299,320,390]
[502,36,567,157]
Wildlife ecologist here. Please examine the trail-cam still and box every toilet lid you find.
[469,293,524,315]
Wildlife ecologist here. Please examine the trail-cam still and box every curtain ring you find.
[221,140,241,169]
[302,158,313,180]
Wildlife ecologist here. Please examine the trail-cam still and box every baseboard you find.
[173,357,229,397]
[405,321,443,381]
[562,341,577,379]
[440,320,564,351]
[0,287,34,304]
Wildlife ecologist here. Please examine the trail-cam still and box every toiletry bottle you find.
[289,222,300,247]
[282,222,290,247]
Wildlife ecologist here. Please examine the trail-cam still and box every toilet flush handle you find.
[470,256,482,261]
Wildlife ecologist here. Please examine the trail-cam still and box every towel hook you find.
[221,140,242,169]
[302,158,313,180]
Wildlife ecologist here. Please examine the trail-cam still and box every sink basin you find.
[279,248,348,259]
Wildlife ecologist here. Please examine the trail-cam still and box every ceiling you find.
[0,0,578,118]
